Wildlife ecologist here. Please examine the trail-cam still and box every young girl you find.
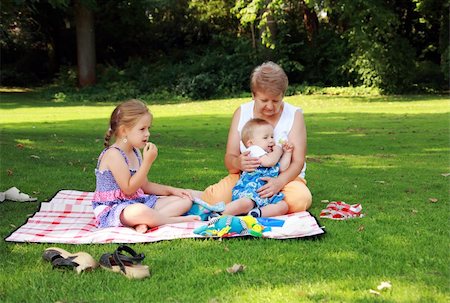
[92,99,199,233]
[223,118,292,217]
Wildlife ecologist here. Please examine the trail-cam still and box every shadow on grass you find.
[1,108,449,302]
[1,111,447,200]
[0,90,251,109]
[304,94,448,103]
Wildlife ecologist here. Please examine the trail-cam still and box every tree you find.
[74,0,96,87]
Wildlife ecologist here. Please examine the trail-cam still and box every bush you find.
[412,60,446,92]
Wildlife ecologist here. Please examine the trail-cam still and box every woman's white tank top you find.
[237,100,306,178]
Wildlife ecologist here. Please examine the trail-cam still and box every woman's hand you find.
[257,176,284,198]
[142,142,158,165]
[239,150,260,172]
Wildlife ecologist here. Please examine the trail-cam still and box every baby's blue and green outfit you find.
[231,145,284,207]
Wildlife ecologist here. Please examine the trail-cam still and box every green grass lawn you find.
[0,90,449,302]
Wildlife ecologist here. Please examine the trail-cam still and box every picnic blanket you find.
[5,190,324,244]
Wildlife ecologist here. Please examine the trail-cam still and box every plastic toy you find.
[186,198,225,221]
[193,215,266,238]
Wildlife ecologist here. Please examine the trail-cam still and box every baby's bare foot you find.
[134,224,148,233]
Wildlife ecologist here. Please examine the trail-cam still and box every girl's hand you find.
[143,142,158,164]
[257,177,283,198]
[239,150,260,172]
[170,187,193,200]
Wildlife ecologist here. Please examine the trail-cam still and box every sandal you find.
[319,201,364,220]
[2,187,37,202]
[43,247,98,273]
[99,245,150,280]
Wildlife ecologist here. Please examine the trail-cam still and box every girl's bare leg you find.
[222,198,254,216]
[154,196,193,216]
[260,201,289,217]
[120,203,199,231]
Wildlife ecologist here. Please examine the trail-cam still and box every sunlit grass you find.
[0,92,449,302]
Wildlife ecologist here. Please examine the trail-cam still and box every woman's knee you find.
[201,174,239,204]
[283,182,312,213]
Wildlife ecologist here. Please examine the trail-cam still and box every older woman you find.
[201,61,312,213]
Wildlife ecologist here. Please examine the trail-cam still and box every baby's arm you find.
[259,146,283,167]
[279,142,294,172]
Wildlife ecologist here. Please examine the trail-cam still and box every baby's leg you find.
[260,201,289,217]
[222,197,254,216]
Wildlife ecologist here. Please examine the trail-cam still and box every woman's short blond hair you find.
[250,61,288,97]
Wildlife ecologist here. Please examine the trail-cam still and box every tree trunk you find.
[74,0,96,87]
[300,0,319,44]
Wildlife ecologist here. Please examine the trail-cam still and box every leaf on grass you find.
[357,225,365,232]
[226,264,245,274]
[321,200,329,203]
[441,173,450,177]
[374,180,385,184]
[9,224,16,229]
[411,209,418,214]
[16,143,24,149]
[369,289,380,296]
[377,281,392,290]
[30,155,40,159]
[7,169,14,176]
[429,198,438,203]
[223,246,229,252]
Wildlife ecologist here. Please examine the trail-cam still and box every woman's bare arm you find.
[224,108,260,173]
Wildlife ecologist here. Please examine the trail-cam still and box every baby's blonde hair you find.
[250,61,288,97]
[241,118,271,147]
[104,99,152,147]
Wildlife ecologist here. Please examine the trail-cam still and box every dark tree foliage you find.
[1,0,446,95]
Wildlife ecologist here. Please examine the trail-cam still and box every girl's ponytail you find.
[104,128,113,147]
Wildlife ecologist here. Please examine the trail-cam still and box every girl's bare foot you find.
[134,224,148,233]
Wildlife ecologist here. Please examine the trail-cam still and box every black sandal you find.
[99,245,150,279]
[42,247,98,273]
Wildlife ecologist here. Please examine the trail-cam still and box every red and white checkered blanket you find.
[5,190,324,244]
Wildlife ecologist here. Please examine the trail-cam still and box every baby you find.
[223,118,293,217]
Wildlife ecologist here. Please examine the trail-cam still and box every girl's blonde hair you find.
[241,118,271,147]
[104,99,152,147]
[250,61,288,97]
